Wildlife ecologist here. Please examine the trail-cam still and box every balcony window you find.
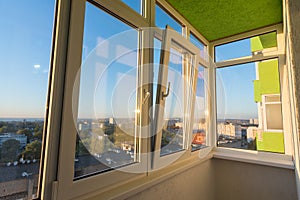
[74,1,141,179]
[121,0,143,15]
[216,51,284,153]
[215,31,277,62]
[155,4,182,34]
[0,1,55,199]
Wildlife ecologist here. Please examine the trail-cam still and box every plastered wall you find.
[124,158,297,200]
[126,159,214,200]
[213,159,297,200]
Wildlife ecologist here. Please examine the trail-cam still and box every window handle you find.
[143,90,150,104]
[162,82,170,100]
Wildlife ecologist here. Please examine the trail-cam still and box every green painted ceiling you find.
[166,0,283,41]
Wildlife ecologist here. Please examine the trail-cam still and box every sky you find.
[215,39,259,119]
[0,1,259,120]
[0,1,55,118]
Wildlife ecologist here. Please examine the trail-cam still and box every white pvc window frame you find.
[152,26,205,169]
[55,1,150,199]
[42,0,211,199]
[40,0,294,199]
[262,94,284,132]
[212,24,293,156]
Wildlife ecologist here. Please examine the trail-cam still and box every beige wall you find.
[122,159,297,200]
[213,159,297,200]
[126,159,215,200]
[287,0,300,137]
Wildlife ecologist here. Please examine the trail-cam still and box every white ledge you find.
[213,147,295,169]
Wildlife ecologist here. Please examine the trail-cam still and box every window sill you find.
[213,147,294,169]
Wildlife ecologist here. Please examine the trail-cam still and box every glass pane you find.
[121,0,142,15]
[215,32,277,62]
[217,63,258,150]
[216,59,284,153]
[74,3,140,179]
[155,5,182,34]
[153,38,161,119]
[190,33,207,60]
[192,66,208,151]
[159,46,188,156]
[0,1,55,199]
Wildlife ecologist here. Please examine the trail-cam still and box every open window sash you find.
[152,26,200,170]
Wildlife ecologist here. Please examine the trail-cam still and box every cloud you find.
[34,64,41,69]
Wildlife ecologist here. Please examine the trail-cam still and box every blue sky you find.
[78,2,138,118]
[216,62,258,119]
[215,38,258,119]
[0,1,258,120]
[0,1,55,118]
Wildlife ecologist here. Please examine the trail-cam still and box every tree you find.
[17,128,33,143]
[34,124,40,133]
[1,139,20,162]
[75,137,90,156]
[22,140,42,160]
[0,126,8,134]
[33,129,43,140]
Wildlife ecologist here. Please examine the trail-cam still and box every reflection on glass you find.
[74,2,139,179]
[155,5,182,34]
[192,66,207,151]
[153,38,161,117]
[190,33,207,60]
[0,1,55,199]
[121,0,142,15]
[215,32,277,62]
[159,47,185,156]
[217,63,258,150]
[216,59,284,153]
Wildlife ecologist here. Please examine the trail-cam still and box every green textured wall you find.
[166,0,282,41]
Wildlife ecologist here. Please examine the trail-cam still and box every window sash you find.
[212,24,292,155]
[152,26,203,170]
[56,1,149,199]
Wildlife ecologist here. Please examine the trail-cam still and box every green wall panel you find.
[256,132,284,153]
[258,59,280,94]
[253,80,262,102]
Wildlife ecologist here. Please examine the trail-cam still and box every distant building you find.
[192,132,206,145]
[218,123,235,137]
[235,125,242,139]
[247,126,260,142]
[193,121,206,131]
[109,118,115,125]
[91,122,100,129]
[78,122,91,131]
[0,133,27,148]
[249,118,259,125]
[175,122,183,128]
[121,143,133,151]
[249,118,254,124]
